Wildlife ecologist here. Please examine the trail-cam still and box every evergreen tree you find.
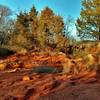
[9,6,67,52]
[38,7,54,49]
[76,0,100,41]
[11,12,33,49]
[29,6,38,37]
[38,7,66,49]
[15,12,29,36]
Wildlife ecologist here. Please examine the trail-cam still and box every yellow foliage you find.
[77,0,100,40]
[62,59,73,74]
[86,54,95,66]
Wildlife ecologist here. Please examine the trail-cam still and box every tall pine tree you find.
[76,0,100,41]
[11,12,33,49]
[38,7,65,49]
[29,6,38,37]
[38,7,54,49]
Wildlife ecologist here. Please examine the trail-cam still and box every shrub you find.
[31,66,58,74]
[0,48,15,57]
[62,60,72,74]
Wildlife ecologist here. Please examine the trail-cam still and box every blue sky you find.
[0,0,82,20]
[0,0,82,38]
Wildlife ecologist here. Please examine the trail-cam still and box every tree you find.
[50,15,66,47]
[0,5,13,45]
[38,7,66,50]
[29,6,38,36]
[76,0,100,41]
[11,12,33,49]
[0,4,12,24]
[15,12,29,35]
[38,7,54,49]
[8,6,68,52]
[64,16,74,38]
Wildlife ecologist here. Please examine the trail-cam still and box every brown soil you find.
[0,69,100,100]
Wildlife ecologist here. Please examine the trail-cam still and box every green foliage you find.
[76,0,100,41]
[29,6,38,36]
[38,7,66,50]
[31,66,58,73]
[0,5,68,53]
[0,48,15,57]
[9,11,35,51]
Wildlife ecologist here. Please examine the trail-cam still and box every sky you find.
[0,0,82,20]
[0,0,82,38]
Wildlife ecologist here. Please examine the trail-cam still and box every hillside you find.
[0,42,99,100]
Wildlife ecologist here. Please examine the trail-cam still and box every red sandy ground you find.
[0,51,99,100]
[0,69,100,100]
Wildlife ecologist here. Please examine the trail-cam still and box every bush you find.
[31,66,58,74]
[0,48,15,57]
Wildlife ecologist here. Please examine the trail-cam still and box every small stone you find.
[22,75,30,81]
